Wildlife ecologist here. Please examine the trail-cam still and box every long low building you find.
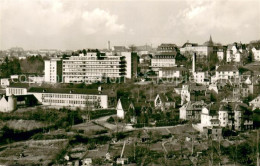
[27,88,108,109]
[5,84,116,109]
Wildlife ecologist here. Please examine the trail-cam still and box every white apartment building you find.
[28,87,108,109]
[44,58,62,83]
[62,52,135,83]
[215,65,239,80]
[252,47,260,61]
[151,54,176,71]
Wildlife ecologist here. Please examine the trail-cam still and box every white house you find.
[215,65,239,81]
[252,47,260,61]
[0,78,10,87]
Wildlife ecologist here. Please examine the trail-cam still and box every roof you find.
[8,83,30,88]
[216,65,238,72]
[181,42,198,48]
[28,87,105,95]
[153,54,175,59]
[160,67,188,71]
[207,103,220,116]
[186,101,206,110]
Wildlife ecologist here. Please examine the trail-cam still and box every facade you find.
[61,52,137,83]
[28,87,108,109]
[151,54,176,71]
[6,84,29,96]
[215,65,239,81]
[218,103,253,131]
[44,58,62,83]
[179,101,206,121]
[158,67,187,79]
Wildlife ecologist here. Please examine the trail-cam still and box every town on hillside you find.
[0,37,259,165]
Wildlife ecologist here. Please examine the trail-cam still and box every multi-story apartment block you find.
[45,51,138,84]
[44,58,62,83]
[218,103,253,131]
[151,54,176,71]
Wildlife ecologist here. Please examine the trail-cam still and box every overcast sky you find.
[0,0,260,50]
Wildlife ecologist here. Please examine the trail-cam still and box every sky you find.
[0,0,260,50]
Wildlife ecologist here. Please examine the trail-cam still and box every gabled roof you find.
[216,65,238,72]
[186,101,206,110]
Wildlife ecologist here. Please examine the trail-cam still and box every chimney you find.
[108,41,111,51]
[192,53,196,73]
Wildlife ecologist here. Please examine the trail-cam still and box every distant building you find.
[180,42,213,61]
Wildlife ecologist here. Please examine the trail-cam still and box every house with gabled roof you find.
[154,93,175,111]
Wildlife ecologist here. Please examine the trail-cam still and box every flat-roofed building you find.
[44,58,62,83]
[28,87,109,109]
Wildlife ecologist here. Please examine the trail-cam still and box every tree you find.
[129,44,137,52]
[248,49,253,63]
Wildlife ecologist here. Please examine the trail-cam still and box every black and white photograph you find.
[0,0,260,165]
